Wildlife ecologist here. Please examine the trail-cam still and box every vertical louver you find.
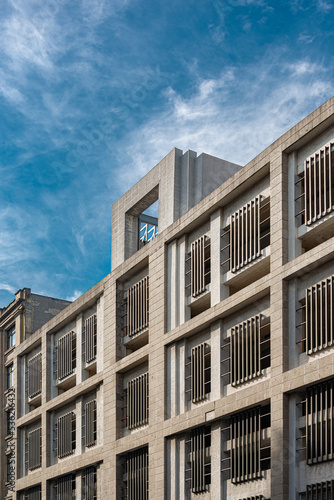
[190,235,211,297]
[191,343,210,403]
[307,380,334,465]
[56,474,75,500]
[57,331,76,380]
[83,467,97,500]
[305,480,334,499]
[190,426,211,493]
[84,314,97,364]
[28,353,42,399]
[24,486,41,500]
[28,427,41,470]
[238,497,264,500]
[305,140,334,226]
[85,400,97,447]
[126,447,148,500]
[57,412,76,458]
[306,276,334,354]
[231,315,261,386]
[126,277,149,337]
[126,373,149,429]
[231,408,261,483]
[231,197,261,272]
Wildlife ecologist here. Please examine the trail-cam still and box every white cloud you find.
[0,283,17,294]
[65,290,83,302]
[114,59,333,190]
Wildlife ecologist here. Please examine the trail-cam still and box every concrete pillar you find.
[211,320,222,402]
[211,421,222,500]
[210,209,223,307]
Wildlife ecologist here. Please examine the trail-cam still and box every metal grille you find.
[56,331,76,380]
[84,315,97,364]
[190,343,210,403]
[186,235,211,298]
[230,196,261,272]
[306,276,334,354]
[126,277,149,337]
[307,379,334,464]
[126,373,149,429]
[239,497,264,500]
[231,408,261,483]
[305,140,334,225]
[57,412,76,458]
[56,474,76,500]
[28,427,41,470]
[231,315,261,386]
[126,447,148,500]
[24,486,41,500]
[305,481,334,499]
[83,467,97,500]
[85,400,97,447]
[28,352,42,399]
[186,426,211,493]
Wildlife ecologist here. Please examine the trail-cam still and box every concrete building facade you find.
[3,97,334,499]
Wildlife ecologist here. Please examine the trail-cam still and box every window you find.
[222,196,270,273]
[186,426,211,493]
[27,427,42,471]
[189,343,210,403]
[306,379,334,465]
[7,364,14,389]
[126,373,149,429]
[56,474,76,500]
[56,331,76,380]
[238,497,264,500]
[125,277,149,337]
[304,140,334,226]
[83,467,97,500]
[305,276,334,354]
[185,235,211,298]
[83,315,97,364]
[301,480,334,499]
[229,315,270,386]
[84,400,97,447]
[6,324,16,350]
[125,447,148,500]
[229,405,271,484]
[23,485,41,500]
[57,412,76,458]
[28,353,42,399]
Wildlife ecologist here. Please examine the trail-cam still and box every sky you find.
[1,0,334,307]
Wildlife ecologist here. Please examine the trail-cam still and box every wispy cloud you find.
[0,283,17,294]
[65,290,83,302]
[114,58,333,190]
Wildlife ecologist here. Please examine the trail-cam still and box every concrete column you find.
[210,208,223,306]
[76,314,83,384]
[77,396,83,455]
[211,421,222,500]
[211,321,222,402]
[97,295,104,372]
[288,151,302,261]
[167,241,178,332]
[178,236,189,325]
[270,392,290,500]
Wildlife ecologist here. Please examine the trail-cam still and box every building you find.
[0,289,71,498]
[3,96,334,499]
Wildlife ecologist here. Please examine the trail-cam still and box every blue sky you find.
[1,0,334,307]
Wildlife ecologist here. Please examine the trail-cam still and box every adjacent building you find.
[3,97,334,499]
